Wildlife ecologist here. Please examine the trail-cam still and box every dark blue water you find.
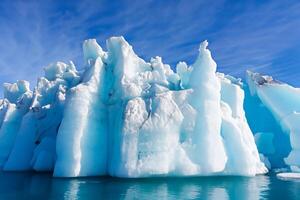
[0,172,299,200]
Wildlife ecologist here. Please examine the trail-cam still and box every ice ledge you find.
[246,70,282,86]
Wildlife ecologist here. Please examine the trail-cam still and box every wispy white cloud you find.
[0,0,299,96]
[209,1,300,80]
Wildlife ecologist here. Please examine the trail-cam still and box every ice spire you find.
[186,40,227,173]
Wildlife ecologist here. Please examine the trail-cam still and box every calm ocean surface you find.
[0,172,299,200]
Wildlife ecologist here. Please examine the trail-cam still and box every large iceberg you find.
[0,36,271,177]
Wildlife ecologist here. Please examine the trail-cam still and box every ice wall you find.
[2,62,80,171]
[105,37,195,177]
[244,80,291,169]
[0,81,32,167]
[246,71,299,171]
[54,40,108,177]
[218,74,266,175]
[0,36,267,177]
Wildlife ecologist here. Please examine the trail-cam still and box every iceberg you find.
[0,36,269,177]
[246,71,300,172]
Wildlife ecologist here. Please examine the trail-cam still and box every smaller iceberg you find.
[246,71,300,172]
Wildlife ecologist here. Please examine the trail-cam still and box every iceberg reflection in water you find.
[0,172,300,200]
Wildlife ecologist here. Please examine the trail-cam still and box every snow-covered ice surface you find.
[3,36,297,178]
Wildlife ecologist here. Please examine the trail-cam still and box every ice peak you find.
[107,36,133,52]
[246,70,279,86]
[193,40,216,72]
[189,40,217,89]
[83,39,104,63]
[199,40,209,51]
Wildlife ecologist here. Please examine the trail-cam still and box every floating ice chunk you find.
[277,172,300,179]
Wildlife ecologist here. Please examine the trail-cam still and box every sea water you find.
[0,172,299,199]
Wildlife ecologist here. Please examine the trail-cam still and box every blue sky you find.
[0,0,300,95]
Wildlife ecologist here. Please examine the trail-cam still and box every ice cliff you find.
[246,71,300,171]
[2,36,297,178]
